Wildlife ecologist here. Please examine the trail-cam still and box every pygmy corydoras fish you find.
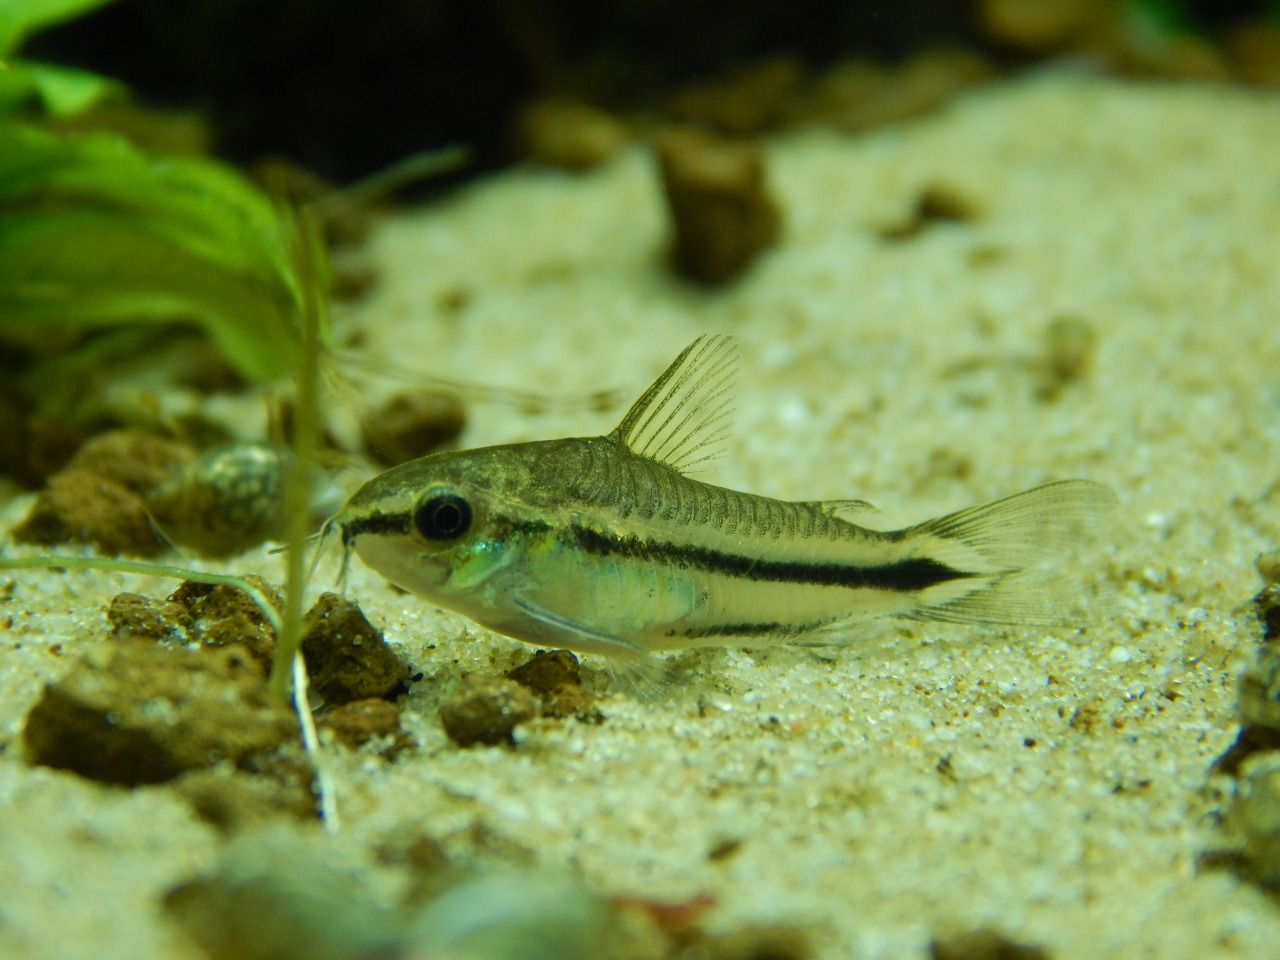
[337,336,1115,660]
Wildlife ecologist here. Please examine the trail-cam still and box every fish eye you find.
[414,491,472,541]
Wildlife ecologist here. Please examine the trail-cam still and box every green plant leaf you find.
[0,124,313,382]
[0,58,118,115]
[25,60,116,114]
[0,0,121,57]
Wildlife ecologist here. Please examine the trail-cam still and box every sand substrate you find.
[3,72,1280,959]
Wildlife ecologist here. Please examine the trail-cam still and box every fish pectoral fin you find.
[513,596,648,657]
[608,334,737,475]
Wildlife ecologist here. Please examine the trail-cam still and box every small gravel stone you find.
[507,649,582,693]
[301,593,410,705]
[169,576,283,672]
[516,99,628,171]
[439,675,538,747]
[930,928,1049,960]
[107,593,194,645]
[320,698,415,756]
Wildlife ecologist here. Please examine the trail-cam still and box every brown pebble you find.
[107,593,195,645]
[657,126,781,286]
[1257,589,1280,644]
[1068,700,1103,733]
[436,286,472,316]
[707,837,744,862]
[1043,316,1096,382]
[880,182,981,240]
[1226,22,1280,88]
[377,830,452,874]
[302,592,410,704]
[507,649,582,693]
[65,428,195,495]
[930,929,1049,960]
[439,675,538,747]
[668,56,805,135]
[373,831,455,903]
[507,650,600,722]
[1148,38,1230,82]
[23,639,295,786]
[1258,551,1280,590]
[539,683,602,723]
[977,0,1099,53]
[1240,644,1280,730]
[11,429,196,556]
[12,469,167,556]
[320,698,415,756]
[361,392,467,467]
[1035,315,1097,400]
[1230,752,1280,888]
[1215,725,1280,778]
[821,49,993,134]
[516,99,628,172]
[170,575,283,671]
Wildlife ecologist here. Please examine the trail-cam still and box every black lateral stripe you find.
[345,512,550,544]
[343,511,410,542]
[567,525,973,592]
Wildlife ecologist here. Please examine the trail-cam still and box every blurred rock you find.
[12,429,195,556]
[978,0,1100,52]
[320,697,415,756]
[668,56,805,134]
[23,639,294,786]
[516,99,628,171]
[361,390,467,467]
[818,49,994,134]
[657,126,780,286]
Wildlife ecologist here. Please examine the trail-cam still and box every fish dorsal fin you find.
[610,335,737,474]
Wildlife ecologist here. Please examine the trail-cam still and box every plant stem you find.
[268,209,327,701]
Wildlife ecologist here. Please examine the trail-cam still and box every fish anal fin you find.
[609,335,737,475]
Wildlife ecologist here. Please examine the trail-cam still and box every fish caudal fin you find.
[901,479,1117,627]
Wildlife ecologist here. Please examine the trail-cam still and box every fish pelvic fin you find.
[900,479,1118,628]
[609,334,737,475]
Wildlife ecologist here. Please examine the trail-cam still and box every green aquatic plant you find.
[0,198,338,823]
[0,124,311,384]
[0,0,122,117]
[0,0,315,388]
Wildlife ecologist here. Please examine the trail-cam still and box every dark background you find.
[25,0,1273,183]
